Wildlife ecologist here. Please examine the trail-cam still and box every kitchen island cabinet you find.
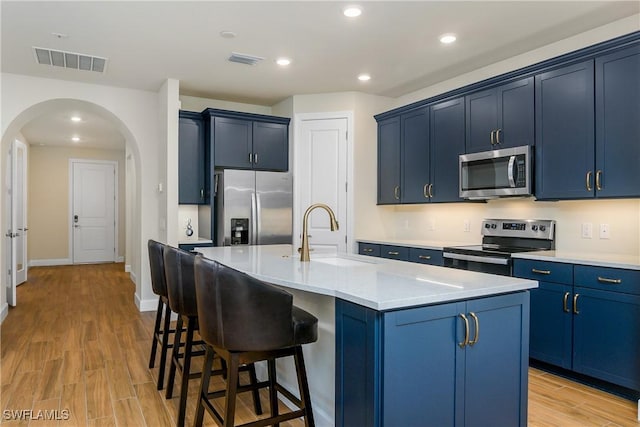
[198,245,535,426]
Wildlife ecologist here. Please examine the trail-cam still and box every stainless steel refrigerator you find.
[214,169,293,246]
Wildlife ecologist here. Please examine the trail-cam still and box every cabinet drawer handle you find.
[394,186,400,200]
[388,251,400,256]
[595,170,602,191]
[586,171,593,192]
[418,255,431,260]
[597,276,622,284]
[428,183,433,198]
[490,130,496,145]
[495,128,502,145]
[468,312,479,346]
[459,314,470,348]
[362,248,373,253]
[531,268,551,275]
[563,292,570,313]
[573,293,580,315]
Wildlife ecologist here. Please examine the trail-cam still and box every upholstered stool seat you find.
[193,257,318,427]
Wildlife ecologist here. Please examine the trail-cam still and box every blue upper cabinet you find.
[205,108,290,172]
[595,44,640,198]
[178,111,207,204]
[377,116,401,204]
[401,108,430,203]
[465,77,534,153]
[430,97,465,203]
[535,60,595,200]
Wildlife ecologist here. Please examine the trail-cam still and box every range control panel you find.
[481,219,555,240]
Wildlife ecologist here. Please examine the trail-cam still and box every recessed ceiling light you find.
[220,31,237,39]
[439,33,457,44]
[343,6,362,18]
[71,136,80,142]
[71,116,82,122]
[276,58,291,66]
[358,74,371,81]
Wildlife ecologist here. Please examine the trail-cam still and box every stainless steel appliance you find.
[214,169,292,246]
[459,145,532,199]
[443,219,555,276]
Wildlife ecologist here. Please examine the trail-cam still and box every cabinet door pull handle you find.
[254,153,258,164]
[597,276,622,284]
[595,170,602,191]
[468,312,479,346]
[387,251,399,256]
[586,171,593,192]
[428,183,433,198]
[394,186,400,200]
[563,292,570,313]
[490,130,496,145]
[423,184,429,198]
[459,314,470,348]
[495,128,502,145]
[418,255,431,260]
[249,152,254,164]
[531,268,551,275]
[573,293,580,315]
[363,248,373,253]
[200,189,204,200]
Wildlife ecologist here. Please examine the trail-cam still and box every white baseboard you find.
[135,294,157,312]
[129,271,137,285]
[28,258,72,267]
[124,264,131,273]
[0,303,8,323]
[116,256,124,262]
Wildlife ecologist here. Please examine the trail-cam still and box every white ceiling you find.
[2,1,639,149]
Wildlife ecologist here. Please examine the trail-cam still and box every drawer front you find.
[380,245,409,261]
[513,259,573,284]
[574,265,640,295]
[358,242,381,257]
[408,248,443,266]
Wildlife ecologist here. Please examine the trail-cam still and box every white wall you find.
[179,95,272,115]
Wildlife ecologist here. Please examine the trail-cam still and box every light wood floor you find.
[1,263,638,426]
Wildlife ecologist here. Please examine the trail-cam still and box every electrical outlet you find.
[600,223,610,239]
[463,220,470,232]
[581,222,593,239]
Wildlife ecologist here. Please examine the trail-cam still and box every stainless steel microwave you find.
[459,145,531,199]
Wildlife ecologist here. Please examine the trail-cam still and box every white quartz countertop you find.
[197,245,537,311]
[357,238,478,250]
[512,251,640,271]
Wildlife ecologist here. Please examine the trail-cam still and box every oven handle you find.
[443,252,510,265]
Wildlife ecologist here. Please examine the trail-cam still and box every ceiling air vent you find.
[33,47,108,73]
[228,52,264,66]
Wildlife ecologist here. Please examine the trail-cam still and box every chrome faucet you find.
[298,203,339,262]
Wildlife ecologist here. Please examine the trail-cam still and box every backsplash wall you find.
[387,198,640,256]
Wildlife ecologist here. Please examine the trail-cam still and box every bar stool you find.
[193,257,318,427]
[163,246,262,427]
[147,239,179,390]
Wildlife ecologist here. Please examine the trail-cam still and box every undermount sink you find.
[312,256,375,267]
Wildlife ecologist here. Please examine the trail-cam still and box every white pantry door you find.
[72,161,116,263]
[7,139,28,307]
[296,117,348,253]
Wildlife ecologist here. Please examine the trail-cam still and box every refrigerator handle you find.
[250,192,258,245]
[255,192,262,245]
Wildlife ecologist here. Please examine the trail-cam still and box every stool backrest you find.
[163,245,198,317]
[148,240,167,297]
[194,256,294,352]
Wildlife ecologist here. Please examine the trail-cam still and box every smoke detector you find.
[33,47,108,73]
[228,52,264,66]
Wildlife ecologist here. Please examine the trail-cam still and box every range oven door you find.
[443,252,512,276]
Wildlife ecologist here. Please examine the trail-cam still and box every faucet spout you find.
[299,203,339,262]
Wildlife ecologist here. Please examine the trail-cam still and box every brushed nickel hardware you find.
[596,170,602,191]
[394,186,400,200]
[200,189,204,199]
[388,251,400,256]
[423,184,429,198]
[531,268,551,275]
[573,293,580,314]
[428,183,434,198]
[459,313,470,348]
[496,128,502,144]
[586,171,593,191]
[298,203,339,262]
[490,130,496,145]
[254,153,258,164]
[418,255,431,260]
[469,312,479,346]
[363,248,373,253]
[249,152,253,164]
[563,292,570,313]
[597,276,622,284]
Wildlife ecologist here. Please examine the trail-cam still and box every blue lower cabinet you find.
[358,243,381,257]
[336,292,529,427]
[408,247,443,266]
[380,245,409,261]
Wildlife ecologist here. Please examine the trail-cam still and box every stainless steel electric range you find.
[443,219,556,276]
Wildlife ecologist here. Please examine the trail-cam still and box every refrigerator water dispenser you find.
[231,218,249,245]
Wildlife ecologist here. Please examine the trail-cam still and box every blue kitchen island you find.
[198,245,536,427]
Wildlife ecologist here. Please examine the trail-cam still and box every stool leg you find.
[224,354,240,427]
[157,301,172,390]
[268,359,279,426]
[149,297,164,368]
[194,346,215,427]
[294,346,315,427]
[176,317,196,427]
[166,315,183,399]
[248,363,263,415]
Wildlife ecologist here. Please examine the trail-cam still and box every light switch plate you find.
[581,223,593,239]
[463,220,470,232]
[600,223,610,239]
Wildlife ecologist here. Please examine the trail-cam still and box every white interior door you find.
[6,139,28,306]
[72,161,116,263]
[296,117,348,253]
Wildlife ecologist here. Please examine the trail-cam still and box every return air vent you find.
[33,47,108,73]
[228,52,264,66]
